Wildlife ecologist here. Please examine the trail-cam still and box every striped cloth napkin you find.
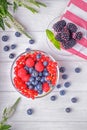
[61,0,87,60]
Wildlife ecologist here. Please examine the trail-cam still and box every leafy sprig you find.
[0,0,46,38]
[46,29,61,50]
[0,97,21,130]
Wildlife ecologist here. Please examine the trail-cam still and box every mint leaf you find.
[46,29,61,50]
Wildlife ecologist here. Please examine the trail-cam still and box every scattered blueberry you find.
[71,97,77,103]
[62,74,68,80]
[59,67,65,73]
[50,95,56,101]
[2,35,9,42]
[9,53,15,59]
[25,48,31,52]
[59,90,66,96]
[56,84,61,89]
[11,44,16,49]
[15,32,21,37]
[29,39,35,44]
[75,67,81,73]
[65,107,71,113]
[27,108,33,115]
[3,45,10,51]
[64,82,71,88]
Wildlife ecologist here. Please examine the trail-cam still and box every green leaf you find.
[36,1,47,7]
[23,4,38,13]
[0,17,5,30]
[1,124,11,129]
[46,29,61,50]
[13,2,18,12]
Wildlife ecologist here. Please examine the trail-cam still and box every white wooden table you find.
[0,0,87,130]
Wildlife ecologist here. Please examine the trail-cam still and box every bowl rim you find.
[10,49,59,98]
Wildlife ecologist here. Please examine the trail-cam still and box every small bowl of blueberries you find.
[10,50,59,99]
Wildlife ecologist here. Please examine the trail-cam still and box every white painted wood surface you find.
[0,0,87,130]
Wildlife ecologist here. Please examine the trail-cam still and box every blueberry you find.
[3,45,10,51]
[43,61,48,66]
[15,32,21,37]
[27,108,33,115]
[41,77,46,83]
[29,77,35,82]
[36,53,41,59]
[32,70,38,77]
[64,82,71,88]
[38,90,43,94]
[9,53,15,59]
[59,67,65,73]
[36,76,41,81]
[62,74,68,80]
[50,95,56,101]
[65,107,71,113]
[71,97,77,103]
[36,83,42,91]
[28,84,34,90]
[25,48,31,52]
[28,67,34,74]
[26,81,31,86]
[24,66,29,71]
[39,72,43,77]
[11,44,16,49]
[2,35,9,42]
[43,71,49,76]
[75,67,81,73]
[56,84,61,89]
[59,90,66,96]
[29,39,35,44]
[32,80,38,86]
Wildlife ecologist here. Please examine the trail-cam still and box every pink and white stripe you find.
[62,0,87,60]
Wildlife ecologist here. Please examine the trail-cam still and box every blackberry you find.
[61,28,70,41]
[75,32,83,40]
[55,33,62,42]
[67,23,77,33]
[62,39,76,49]
[53,20,66,32]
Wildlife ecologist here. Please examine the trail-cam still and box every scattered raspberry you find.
[35,61,44,72]
[26,58,35,67]
[42,82,50,92]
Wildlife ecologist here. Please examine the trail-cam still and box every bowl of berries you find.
[10,50,59,99]
[47,17,83,56]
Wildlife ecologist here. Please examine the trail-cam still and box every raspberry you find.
[26,58,35,67]
[53,20,66,32]
[35,61,44,72]
[18,68,27,78]
[67,23,77,33]
[21,74,30,82]
[42,82,50,92]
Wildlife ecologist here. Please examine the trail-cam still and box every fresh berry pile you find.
[12,51,58,99]
[53,20,83,49]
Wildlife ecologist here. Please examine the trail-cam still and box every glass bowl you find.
[46,16,85,56]
[10,50,59,99]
